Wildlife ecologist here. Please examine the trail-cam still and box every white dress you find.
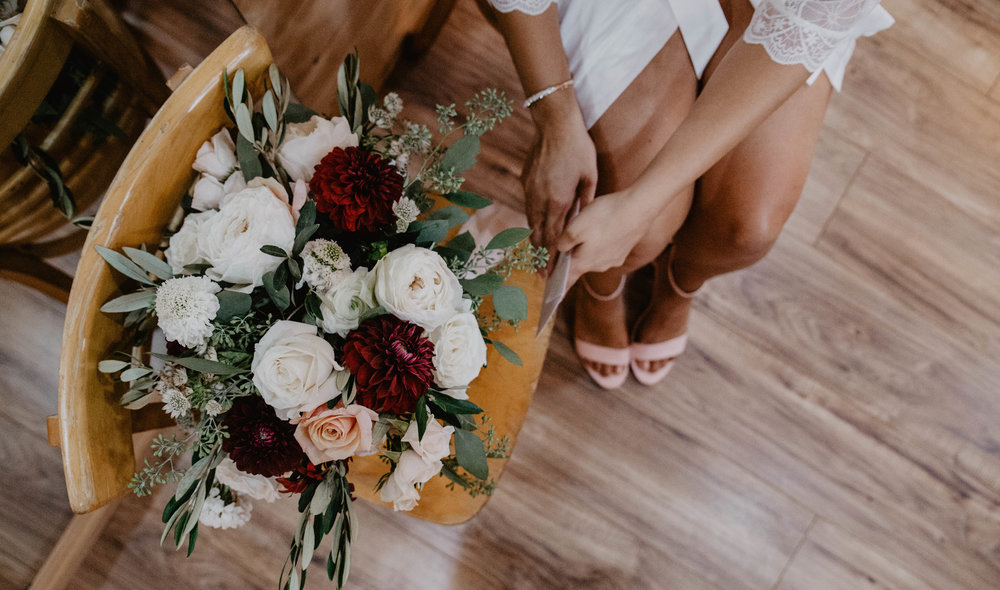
[488,0,894,129]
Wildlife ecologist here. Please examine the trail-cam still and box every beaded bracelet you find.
[523,79,574,109]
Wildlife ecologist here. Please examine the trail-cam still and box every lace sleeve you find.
[744,0,882,72]
[486,0,557,16]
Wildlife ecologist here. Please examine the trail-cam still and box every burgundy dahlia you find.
[310,146,403,233]
[221,396,305,477]
[342,315,435,414]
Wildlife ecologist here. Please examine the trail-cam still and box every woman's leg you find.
[574,31,698,378]
[632,0,834,372]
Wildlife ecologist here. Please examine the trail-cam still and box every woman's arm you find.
[557,39,810,284]
[489,4,597,255]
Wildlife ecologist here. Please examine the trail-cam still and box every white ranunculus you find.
[192,129,238,180]
[215,458,280,503]
[430,312,487,394]
[277,116,358,183]
[191,171,246,212]
[198,186,295,287]
[373,244,465,331]
[155,276,221,349]
[165,210,215,274]
[252,321,342,420]
[402,415,454,463]
[317,267,375,337]
[379,450,440,511]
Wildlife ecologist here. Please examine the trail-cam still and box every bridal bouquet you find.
[96,56,544,589]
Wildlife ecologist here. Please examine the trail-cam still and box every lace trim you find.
[487,0,557,16]
[744,0,880,72]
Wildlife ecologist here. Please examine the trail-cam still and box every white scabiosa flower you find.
[300,239,351,292]
[154,276,221,349]
[392,197,419,233]
[160,386,191,419]
[203,399,223,417]
[383,92,403,117]
[199,487,252,529]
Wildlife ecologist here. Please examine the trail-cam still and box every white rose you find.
[317,267,376,337]
[193,129,238,180]
[198,186,295,287]
[430,312,487,394]
[379,450,440,511]
[215,458,279,503]
[373,244,465,331]
[277,116,358,182]
[191,172,246,212]
[165,210,215,274]
[402,415,454,463]
[252,320,343,420]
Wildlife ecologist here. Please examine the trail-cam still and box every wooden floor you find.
[4,0,1000,588]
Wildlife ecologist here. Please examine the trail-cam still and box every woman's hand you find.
[556,189,654,286]
[523,102,597,258]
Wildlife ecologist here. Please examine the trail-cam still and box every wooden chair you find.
[49,24,550,586]
[0,0,166,302]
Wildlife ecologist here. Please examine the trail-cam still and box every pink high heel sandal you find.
[629,245,696,386]
[574,275,629,389]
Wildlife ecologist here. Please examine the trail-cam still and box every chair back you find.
[58,26,273,513]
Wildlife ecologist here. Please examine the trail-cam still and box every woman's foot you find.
[574,273,629,388]
[631,246,697,376]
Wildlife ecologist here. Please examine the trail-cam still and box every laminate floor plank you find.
[881,0,1000,94]
[773,518,939,590]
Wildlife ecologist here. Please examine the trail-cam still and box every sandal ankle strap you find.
[581,275,626,301]
[665,244,697,299]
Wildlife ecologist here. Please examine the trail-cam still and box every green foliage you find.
[129,435,189,497]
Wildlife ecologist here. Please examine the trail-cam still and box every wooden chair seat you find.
[57,25,549,526]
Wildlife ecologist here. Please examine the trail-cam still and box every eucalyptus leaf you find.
[295,200,317,234]
[98,359,130,373]
[260,245,289,258]
[293,224,320,255]
[430,395,483,415]
[120,367,152,381]
[444,191,491,210]
[453,428,489,480]
[96,245,156,286]
[409,220,449,245]
[235,103,255,143]
[285,103,317,124]
[100,290,155,313]
[236,133,262,181]
[263,89,279,131]
[269,64,282,97]
[490,339,522,366]
[427,205,470,228]
[460,273,503,297]
[151,353,245,375]
[415,397,428,440]
[232,69,245,107]
[215,290,252,322]
[439,135,480,175]
[486,227,531,251]
[123,247,173,280]
[492,285,528,321]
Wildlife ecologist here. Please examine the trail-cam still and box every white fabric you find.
[488,0,892,128]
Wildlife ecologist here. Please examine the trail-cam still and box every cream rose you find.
[317,267,376,337]
[429,312,487,394]
[277,115,358,182]
[373,244,465,331]
[192,129,238,180]
[165,210,215,274]
[402,415,454,463]
[191,172,246,212]
[378,450,440,511]
[252,321,343,420]
[198,186,295,287]
[294,403,378,464]
[215,458,280,503]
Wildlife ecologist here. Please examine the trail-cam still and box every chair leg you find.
[27,498,121,590]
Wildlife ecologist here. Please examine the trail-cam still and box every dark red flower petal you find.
[342,315,435,414]
[221,396,305,477]
[309,146,402,233]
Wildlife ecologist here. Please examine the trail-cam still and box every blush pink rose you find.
[294,403,378,464]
